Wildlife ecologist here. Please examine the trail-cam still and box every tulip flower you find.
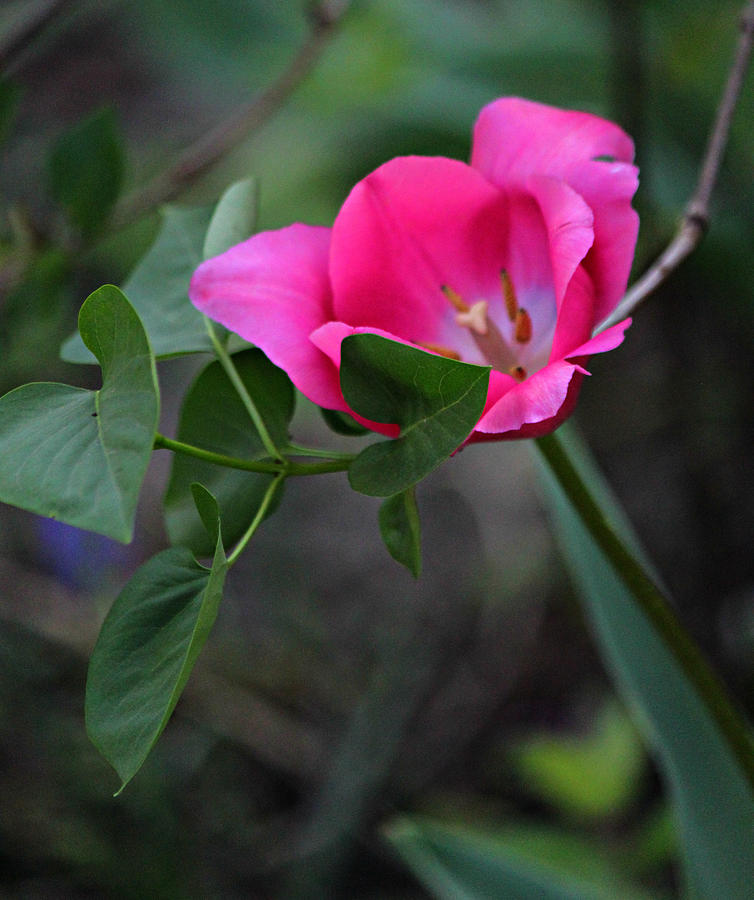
[190,97,638,440]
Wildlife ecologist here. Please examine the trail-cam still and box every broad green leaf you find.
[379,487,422,577]
[61,205,214,363]
[164,349,294,555]
[535,426,754,900]
[340,335,490,496]
[202,177,259,260]
[86,525,227,792]
[0,285,158,542]
[385,818,655,900]
[48,108,124,236]
[511,700,645,820]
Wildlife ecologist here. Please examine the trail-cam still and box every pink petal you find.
[566,160,639,322]
[526,174,594,307]
[564,317,631,360]
[190,224,343,409]
[474,359,583,436]
[549,265,596,362]
[472,98,638,321]
[329,156,511,354]
[472,97,635,186]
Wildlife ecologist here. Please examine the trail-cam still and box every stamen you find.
[514,308,532,344]
[441,284,469,313]
[500,269,518,322]
[419,342,462,360]
[509,365,527,382]
[455,300,489,335]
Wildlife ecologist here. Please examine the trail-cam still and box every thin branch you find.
[110,0,351,230]
[599,1,754,331]
[0,0,76,75]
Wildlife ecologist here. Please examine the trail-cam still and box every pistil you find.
[441,283,518,373]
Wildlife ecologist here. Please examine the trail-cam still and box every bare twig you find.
[110,1,350,230]
[0,0,76,75]
[599,1,754,331]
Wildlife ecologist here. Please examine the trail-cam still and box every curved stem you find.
[535,430,754,791]
[227,472,286,565]
[204,318,282,462]
[153,432,353,477]
[283,443,356,461]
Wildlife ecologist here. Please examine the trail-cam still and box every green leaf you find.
[202,176,259,260]
[86,526,227,792]
[0,285,159,542]
[163,349,294,555]
[48,107,124,236]
[61,205,215,363]
[190,482,221,547]
[511,701,645,820]
[340,335,490,496]
[535,426,754,900]
[320,406,369,437]
[384,818,656,900]
[379,487,422,577]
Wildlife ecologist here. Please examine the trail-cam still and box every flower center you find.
[434,271,532,381]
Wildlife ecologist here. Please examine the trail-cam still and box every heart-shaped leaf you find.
[86,501,227,793]
[0,285,159,542]
[340,335,490,496]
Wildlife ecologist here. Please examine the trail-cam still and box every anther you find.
[509,365,527,381]
[514,307,532,343]
[500,269,518,322]
[419,342,462,360]
[441,284,469,313]
[456,300,489,335]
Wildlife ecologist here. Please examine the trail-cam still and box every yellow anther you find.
[514,307,532,344]
[500,269,518,322]
[509,365,527,382]
[419,342,462,360]
[456,300,489,335]
[441,284,469,313]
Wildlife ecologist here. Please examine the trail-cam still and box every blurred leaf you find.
[341,335,490,496]
[48,107,124,236]
[511,701,645,820]
[190,482,221,547]
[164,348,293,555]
[0,285,159,542]
[86,524,227,792]
[61,205,214,363]
[0,78,21,146]
[385,817,656,900]
[379,487,422,577]
[535,425,754,900]
[202,176,259,259]
[320,406,369,436]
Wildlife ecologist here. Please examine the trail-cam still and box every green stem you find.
[153,432,352,477]
[227,472,286,565]
[204,317,282,461]
[283,443,356,461]
[535,430,754,791]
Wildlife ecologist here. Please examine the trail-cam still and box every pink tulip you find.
[190,98,638,441]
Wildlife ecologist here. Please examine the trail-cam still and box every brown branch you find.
[0,0,77,75]
[599,1,754,331]
[110,0,350,230]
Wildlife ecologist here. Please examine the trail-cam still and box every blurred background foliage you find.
[0,0,752,896]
